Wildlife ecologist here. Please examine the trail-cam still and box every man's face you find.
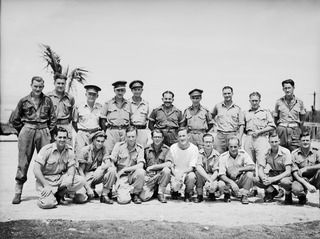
[203,135,214,151]
[222,88,233,102]
[131,87,143,97]
[152,131,164,146]
[55,131,68,148]
[85,89,98,103]
[282,83,294,97]
[249,95,260,110]
[31,80,44,96]
[300,135,311,149]
[93,136,105,150]
[178,129,189,146]
[228,139,239,156]
[114,88,126,98]
[269,136,280,149]
[190,95,201,105]
[126,130,137,147]
[54,78,66,93]
[162,93,174,107]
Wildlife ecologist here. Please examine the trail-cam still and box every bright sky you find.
[1,0,320,122]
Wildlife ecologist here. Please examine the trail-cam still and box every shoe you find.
[298,195,307,205]
[132,195,142,204]
[171,191,180,200]
[224,193,231,202]
[157,194,167,203]
[263,189,278,202]
[194,195,203,203]
[284,193,293,205]
[275,188,284,198]
[248,189,258,197]
[241,195,249,204]
[208,193,216,201]
[93,190,100,199]
[100,195,113,204]
[54,187,68,205]
[12,193,21,204]
[184,193,191,202]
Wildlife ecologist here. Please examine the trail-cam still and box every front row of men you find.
[34,126,319,209]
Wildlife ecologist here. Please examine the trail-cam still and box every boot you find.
[284,193,293,205]
[208,193,216,201]
[194,195,203,203]
[54,186,68,205]
[184,192,191,202]
[12,183,23,204]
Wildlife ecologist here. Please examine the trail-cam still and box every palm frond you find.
[40,44,62,74]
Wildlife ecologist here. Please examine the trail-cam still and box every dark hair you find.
[269,130,279,139]
[249,91,261,99]
[300,130,311,139]
[202,133,214,141]
[177,126,189,134]
[31,76,44,84]
[162,90,174,98]
[55,127,68,137]
[126,125,137,134]
[227,136,240,146]
[281,79,295,87]
[151,129,164,137]
[54,73,67,81]
[222,86,233,93]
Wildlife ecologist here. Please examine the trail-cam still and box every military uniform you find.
[139,143,171,201]
[274,96,306,151]
[149,105,183,146]
[34,143,85,209]
[212,102,244,153]
[291,147,320,196]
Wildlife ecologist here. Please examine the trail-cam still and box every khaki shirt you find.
[259,146,292,173]
[218,149,254,176]
[292,147,320,172]
[110,141,145,172]
[10,92,57,132]
[149,105,183,129]
[212,102,244,132]
[101,98,131,126]
[47,91,75,121]
[274,96,306,124]
[197,148,220,174]
[182,105,212,130]
[35,143,75,176]
[130,98,149,126]
[78,144,109,172]
[145,143,169,175]
[73,102,102,130]
[244,107,275,133]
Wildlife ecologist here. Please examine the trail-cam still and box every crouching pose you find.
[219,136,255,204]
[195,133,224,203]
[33,127,85,209]
[291,131,320,205]
[140,129,171,203]
[256,132,293,204]
[76,131,116,204]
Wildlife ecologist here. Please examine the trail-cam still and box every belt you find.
[78,128,100,133]
[279,122,299,128]
[217,130,237,134]
[189,129,206,134]
[24,122,48,129]
[108,125,128,130]
[57,119,70,125]
[246,131,268,137]
[132,125,147,129]
[157,127,178,131]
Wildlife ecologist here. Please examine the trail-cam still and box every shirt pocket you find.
[22,103,34,117]
[40,105,50,119]
[62,101,72,116]
[45,158,58,172]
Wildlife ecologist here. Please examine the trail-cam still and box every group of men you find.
[9,75,320,209]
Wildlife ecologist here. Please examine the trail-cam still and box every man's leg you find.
[237,171,254,204]
[100,167,117,204]
[214,132,226,154]
[194,171,206,203]
[279,176,293,204]
[74,131,90,157]
[128,168,146,204]
[184,172,196,202]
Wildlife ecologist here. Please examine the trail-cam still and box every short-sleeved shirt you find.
[130,98,149,126]
[73,102,102,130]
[182,105,212,131]
[165,143,198,172]
[218,149,254,176]
[197,148,220,174]
[47,91,75,121]
[274,96,306,124]
[101,98,131,126]
[145,143,169,175]
[212,102,244,132]
[110,141,145,172]
[10,92,57,132]
[244,107,276,133]
[35,143,75,176]
[259,146,292,173]
[78,144,109,172]
[291,147,320,173]
[149,105,183,129]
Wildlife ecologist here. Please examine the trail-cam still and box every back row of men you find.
[10,76,315,207]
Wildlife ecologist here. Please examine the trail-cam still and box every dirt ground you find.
[1,139,320,238]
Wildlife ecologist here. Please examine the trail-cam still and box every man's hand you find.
[228,167,240,180]
[306,184,317,193]
[262,176,273,186]
[251,130,259,138]
[298,167,307,177]
[146,166,153,173]
[230,181,240,195]
[41,185,53,197]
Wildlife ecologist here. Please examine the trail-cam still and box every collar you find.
[52,142,71,153]
[160,104,179,112]
[47,90,70,100]
[221,101,236,108]
[189,104,203,111]
[130,97,147,105]
[27,92,45,101]
[124,141,140,152]
[248,106,263,112]
[268,146,285,157]
[199,148,218,159]
[84,102,100,109]
[296,147,313,156]
[280,95,297,104]
[112,97,128,104]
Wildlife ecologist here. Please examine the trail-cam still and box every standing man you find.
[47,75,75,144]
[181,89,213,148]
[149,91,183,146]
[212,86,245,154]
[129,80,151,148]
[195,133,224,203]
[33,127,86,209]
[256,132,293,204]
[10,76,57,204]
[291,131,320,205]
[110,126,146,204]
[101,81,131,153]
[219,136,255,204]
[76,131,116,204]
[274,79,306,151]
[73,84,102,157]
[140,129,171,203]
[165,127,198,202]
